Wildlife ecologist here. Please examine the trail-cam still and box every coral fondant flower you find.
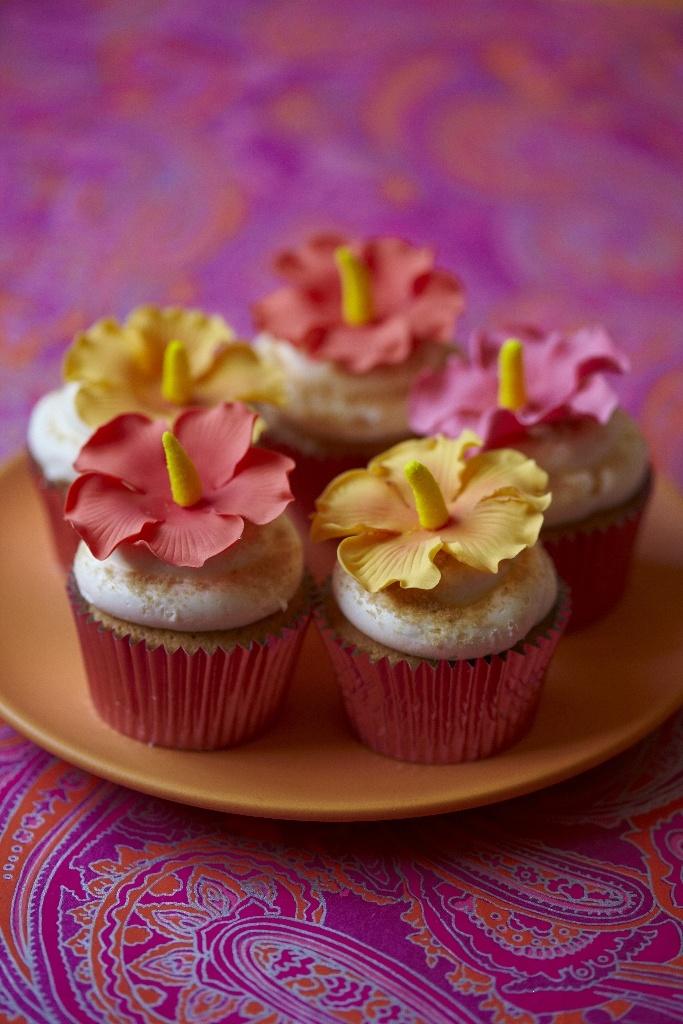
[311,433,550,592]
[65,403,294,567]
[64,306,283,428]
[410,325,629,447]
[252,233,465,373]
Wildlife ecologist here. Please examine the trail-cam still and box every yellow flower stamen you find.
[161,339,192,405]
[404,460,449,530]
[498,338,527,411]
[162,431,203,507]
[334,245,374,326]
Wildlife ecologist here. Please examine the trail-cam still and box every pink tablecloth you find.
[1,2,682,1021]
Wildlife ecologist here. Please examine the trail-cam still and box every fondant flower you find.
[65,403,294,567]
[64,306,283,428]
[252,233,465,373]
[409,325,630,447]
[311,433,550,592]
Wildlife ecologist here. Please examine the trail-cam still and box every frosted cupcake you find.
[252,233,464,505]
[65,403,308,749]
[27,306,282,571]
[410,325,651,630]
[312,434,568,763]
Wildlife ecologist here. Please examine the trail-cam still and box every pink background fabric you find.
[1,1,682,1022]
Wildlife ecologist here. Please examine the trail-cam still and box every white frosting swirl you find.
[332,545,557,660]
[254,332,446,445]
[74,514,304,631]
[513,410,649,527]
[27,383,92,484]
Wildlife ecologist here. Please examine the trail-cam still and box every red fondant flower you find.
[65,403,295,567]
[409,324,630,446]
[252,233,465,373]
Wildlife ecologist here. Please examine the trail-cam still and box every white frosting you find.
[514,410,649,527]
[73,514,304,632]
[253,332,446,445]
[27,383,92,484]
[332,545,557,660]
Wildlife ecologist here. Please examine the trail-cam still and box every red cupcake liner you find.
[28,456,79,572]
[68,577,309,750]
[316,584,570,764]
[542,472,652,632]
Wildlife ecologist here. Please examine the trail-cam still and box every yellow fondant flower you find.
[311,433,551,592]
[64,306,283,428]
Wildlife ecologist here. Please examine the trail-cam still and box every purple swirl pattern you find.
[0,726,682,1024]
[1,0,683,481]
[1,2,682,1022]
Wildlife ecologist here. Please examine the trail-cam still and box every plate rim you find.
[1,451,682,821]
[2,674,683,821]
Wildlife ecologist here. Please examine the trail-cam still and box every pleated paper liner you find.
[28,455,79,572]
[316,582,570,765]
[542,470,652,632]
[68,576,310,750]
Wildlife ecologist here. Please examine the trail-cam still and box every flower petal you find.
[142,507,244,567]
[409,357,497,437]
[454,448,550,515]
[369,432,482,506]
[63,318,147,386]
[437,448,550,572]
[338,531,443,592]
[173,404,256,491]
[481,407,531,447]
[74,414,169,495]
[404,270,466,344]
[73,381,159,431]
[469,324,549,369]
[126,306,235,380]
[568,374,621,425]
[311,469,415,542]
[364,237,434,315]
[252,286,338,349]
[274,232,348,287]
[553,324,629,382]
[440,499,546,572]
[65,474,159,559]
[64,320,151,426]
[195,343,284,406]
[318,317,413,372]
[212,448,294,524]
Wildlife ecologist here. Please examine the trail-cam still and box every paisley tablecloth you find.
[1,1,682,1022]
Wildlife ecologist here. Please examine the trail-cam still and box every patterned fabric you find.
[0,1,682,1022]
[1,718,682,1023]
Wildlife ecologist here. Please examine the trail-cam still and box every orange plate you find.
[1,454,682,822]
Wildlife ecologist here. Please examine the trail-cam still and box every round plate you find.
[1,454,682,821]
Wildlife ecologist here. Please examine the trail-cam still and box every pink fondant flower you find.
[65,403,294,567]
[252,232,465,373]
[409,324,630,447]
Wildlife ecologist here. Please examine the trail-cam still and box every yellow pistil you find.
[404,460,449,530]
[162,431,203,507]
[161,339,192,405]
[334,245,374,326]
[498,338,527,411]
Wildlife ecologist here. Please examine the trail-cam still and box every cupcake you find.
[311,433,569,764]
[252,233,465,507]
[409,325,651,630]
[27,306,282,571]
[64,402,308,750]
